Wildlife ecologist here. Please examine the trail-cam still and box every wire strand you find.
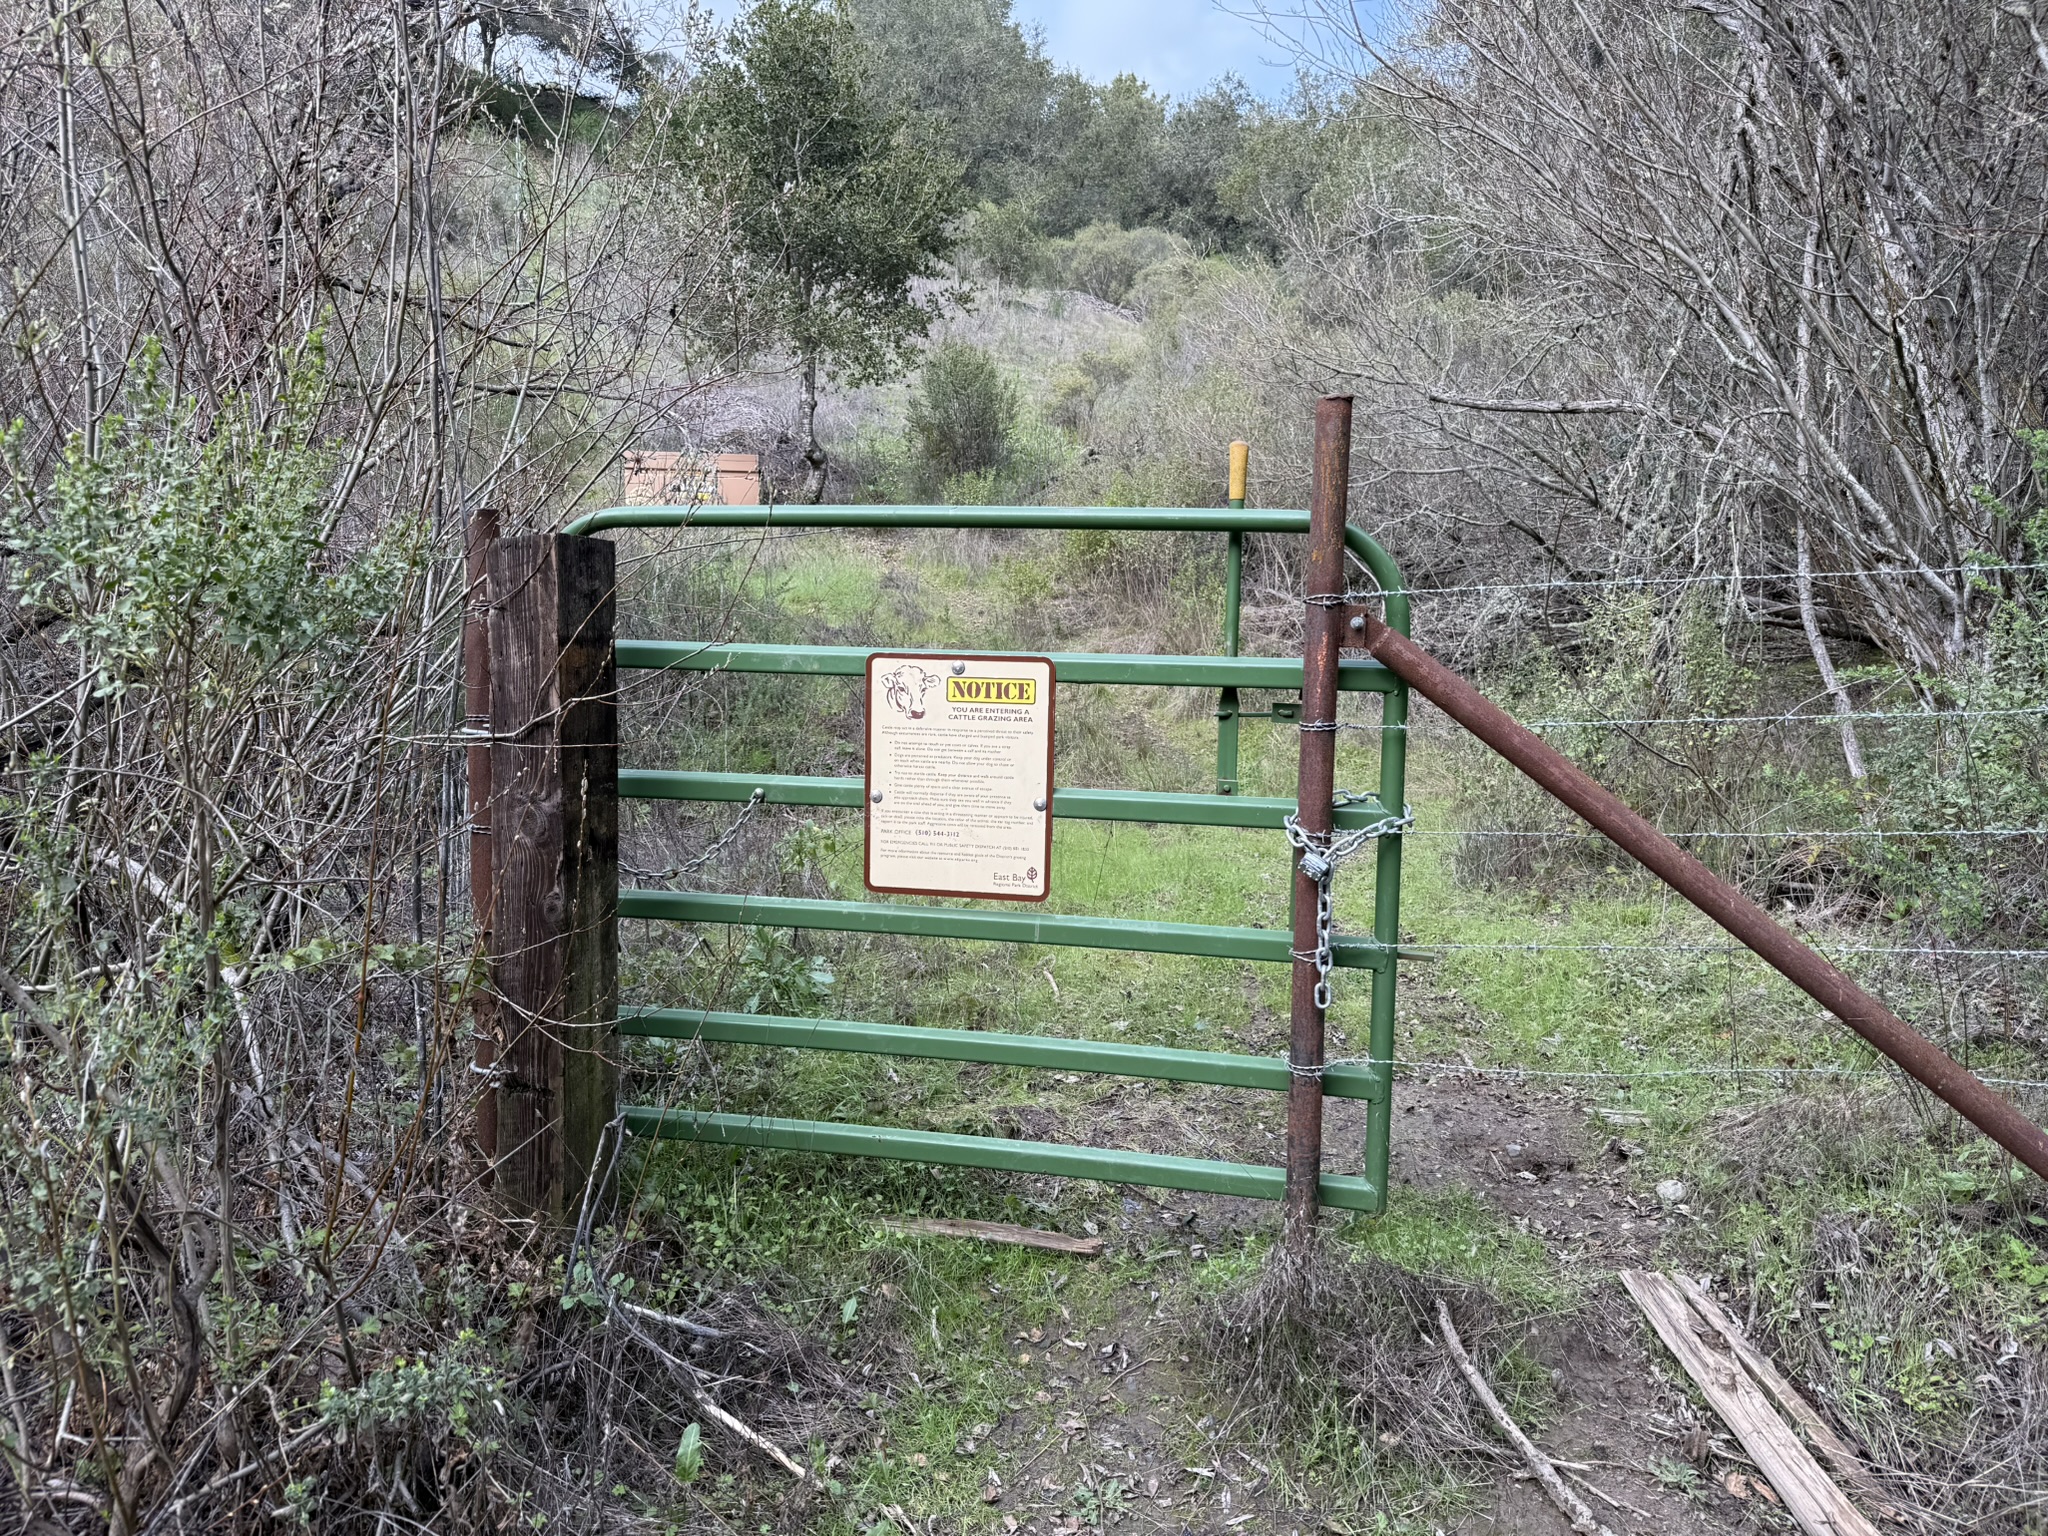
[1413,826,2045,840]
[1303,704,2048,733]
[1356,559,2048,600]
[1294,1057,2048,1089]
[1406,941,2048,959]
[1517,705,2048,729]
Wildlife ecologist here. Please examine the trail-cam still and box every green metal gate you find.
[566,490,1413,1214]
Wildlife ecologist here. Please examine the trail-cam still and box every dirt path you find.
[1395,1075,1760,1536]
[964,1071,1771,1536]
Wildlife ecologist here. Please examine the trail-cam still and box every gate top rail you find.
[561,502,1412,635]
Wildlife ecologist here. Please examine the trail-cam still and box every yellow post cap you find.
[1228,440,1249,503]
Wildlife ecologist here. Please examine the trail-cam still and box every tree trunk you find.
[1797,519,1868,786]
[798,352,827,504]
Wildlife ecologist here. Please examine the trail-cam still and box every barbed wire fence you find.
[1281,546,2048,1109]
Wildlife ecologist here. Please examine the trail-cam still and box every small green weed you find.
[734,926,835,1014]
[672,1423,704,1485]
[1070,1474,1135,1526]
[1651,1457,1700,1494]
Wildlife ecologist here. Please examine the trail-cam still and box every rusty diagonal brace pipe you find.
[1350,608,2048,1184]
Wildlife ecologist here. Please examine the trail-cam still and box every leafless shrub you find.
[1294,0,2048,673]
[1196,1239,1517,1482]
[0,2,768,1529]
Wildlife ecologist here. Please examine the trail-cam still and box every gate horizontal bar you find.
[560,505,1411,639]
[620,770,1394,832]
[568,504,1316,538]
[623,1106,1381,1210]
[620,1008,1385,1101]
[616,641,1396,693]
[618,890,1390,969]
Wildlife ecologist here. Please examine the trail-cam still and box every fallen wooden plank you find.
[1673,1274,1899,1520]
[878,1216,1105,1256]
[1622,1270,1879,1536]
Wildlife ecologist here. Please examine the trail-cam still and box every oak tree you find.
[681,0,966,500]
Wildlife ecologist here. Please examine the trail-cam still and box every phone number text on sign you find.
[864,653,1055,901]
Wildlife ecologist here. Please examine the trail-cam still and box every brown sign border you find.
[863,651,1057,903]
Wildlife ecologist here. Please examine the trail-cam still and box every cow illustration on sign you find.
[880,663,940,719]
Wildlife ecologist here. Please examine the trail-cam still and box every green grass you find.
[1343,1184,1573,1307]
[770,557,889,628]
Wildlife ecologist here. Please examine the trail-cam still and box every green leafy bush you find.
[316,1335,504,1444]
[906,341,1017,486]
[963,198,1047,286]
[2,340,418,695]
[1045,346,1136,433]
[1046,222,1187,305]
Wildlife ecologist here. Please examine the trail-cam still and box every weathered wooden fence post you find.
[487,532,619,1226]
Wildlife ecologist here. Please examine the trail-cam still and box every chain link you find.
[1283,803,1412,1010]
[624,789,766,887]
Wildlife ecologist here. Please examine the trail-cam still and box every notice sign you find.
[864,653,1055,901]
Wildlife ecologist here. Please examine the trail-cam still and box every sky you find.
[657,1,1323,103]
[1010,2,1298,101]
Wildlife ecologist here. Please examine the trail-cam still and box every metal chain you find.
[1283,803,1412,1009]
[624,789,766,887]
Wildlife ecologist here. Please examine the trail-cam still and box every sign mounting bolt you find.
[1033,797,1047,812]
[950,661,967,675]
[870,791,883,804]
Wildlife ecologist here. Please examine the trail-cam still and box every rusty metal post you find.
[465,506,500,1171]
[1284,397,1352,1237]
[1357,613,2048,1184]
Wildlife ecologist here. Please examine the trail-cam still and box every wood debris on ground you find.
[879,1216,1107,1255]
[1622,1269,1883,1536]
